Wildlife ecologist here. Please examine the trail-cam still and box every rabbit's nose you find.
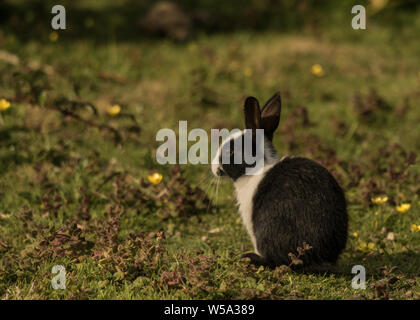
[216,167,226,176]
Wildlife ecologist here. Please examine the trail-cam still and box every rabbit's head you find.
[211,92,282,180]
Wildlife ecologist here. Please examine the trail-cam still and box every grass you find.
[0,9,420,299]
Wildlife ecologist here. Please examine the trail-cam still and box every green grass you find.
[1,12,420,299]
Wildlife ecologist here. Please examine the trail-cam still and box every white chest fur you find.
[233,163,277,254]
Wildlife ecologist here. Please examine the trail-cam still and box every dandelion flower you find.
[107,104,121,116]
[49,31,59,42]
[0,99,11,111]
[358,241,376,253]
[396,203,411,213]
[410,224,420,232]
[370,0,388,12]
[311,64,324,77]
[371,196,388,205]
[148,172,163,185]
[352,232,358,238]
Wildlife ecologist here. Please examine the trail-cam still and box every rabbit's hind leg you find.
[241,252,274,268]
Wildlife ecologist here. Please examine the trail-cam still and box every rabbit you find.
[211,92,348,270]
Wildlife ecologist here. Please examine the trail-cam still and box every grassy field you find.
[0,4,420,299]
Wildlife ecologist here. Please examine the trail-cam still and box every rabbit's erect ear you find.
[244,96,261,131]
[261,92,281,140]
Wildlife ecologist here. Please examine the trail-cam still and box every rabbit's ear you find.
[244,96,261,131]
[261,92,281,140]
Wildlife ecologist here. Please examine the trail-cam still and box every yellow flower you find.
[310,64,324,77]
[358,241,375,253]
[371,196,388,205]
[148,172,163,185]
[396,203,411,213]
[410,224,420,232]
[0,99,11,111]
[352,232,358,238]
[107,104,121,116]
[370,0,388,12]
[49,31,59,42]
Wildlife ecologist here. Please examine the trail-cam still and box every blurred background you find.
[1,0,420,41]
[0,0,419,299]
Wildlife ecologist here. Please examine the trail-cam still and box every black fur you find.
[219,134,258,181]
[252,157,348,269]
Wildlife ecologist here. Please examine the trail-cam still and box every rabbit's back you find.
[252,157,348,267]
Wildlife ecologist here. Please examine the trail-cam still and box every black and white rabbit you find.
[211,92,348,270]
